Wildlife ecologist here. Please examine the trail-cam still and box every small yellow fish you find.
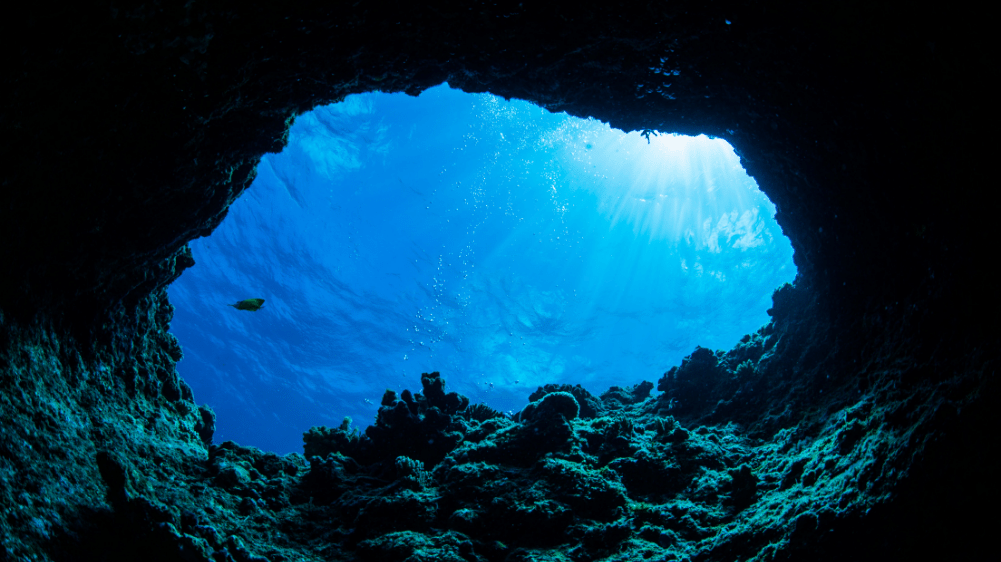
[228,298,265,311]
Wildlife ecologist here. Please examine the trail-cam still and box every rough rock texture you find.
[1,1,996,561]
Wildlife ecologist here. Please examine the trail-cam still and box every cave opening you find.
[167,84,795,454]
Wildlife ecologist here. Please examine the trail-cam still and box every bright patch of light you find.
[553,123,771,251]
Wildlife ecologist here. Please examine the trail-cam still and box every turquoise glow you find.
[167,84,795,453]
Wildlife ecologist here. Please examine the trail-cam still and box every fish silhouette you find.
[228,298,265,311]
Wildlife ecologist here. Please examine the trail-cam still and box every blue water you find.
[167,85,796,454]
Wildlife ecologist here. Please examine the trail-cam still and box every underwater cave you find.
[0,2,996,562]
[166,84,795,453]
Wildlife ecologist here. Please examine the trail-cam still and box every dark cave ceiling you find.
[1,1,993,332]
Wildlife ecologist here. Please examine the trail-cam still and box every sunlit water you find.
[167,84,796,454]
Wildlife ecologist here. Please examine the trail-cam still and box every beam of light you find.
[551,120,769,251]
[166,84,795,454]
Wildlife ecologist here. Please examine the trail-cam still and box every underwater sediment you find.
[1,2,996,561]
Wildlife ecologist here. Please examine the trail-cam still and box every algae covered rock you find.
[518,390,580,424]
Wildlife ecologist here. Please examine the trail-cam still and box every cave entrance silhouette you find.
[167,84,795,454]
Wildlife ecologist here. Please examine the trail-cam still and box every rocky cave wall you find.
[1,2,997,561]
